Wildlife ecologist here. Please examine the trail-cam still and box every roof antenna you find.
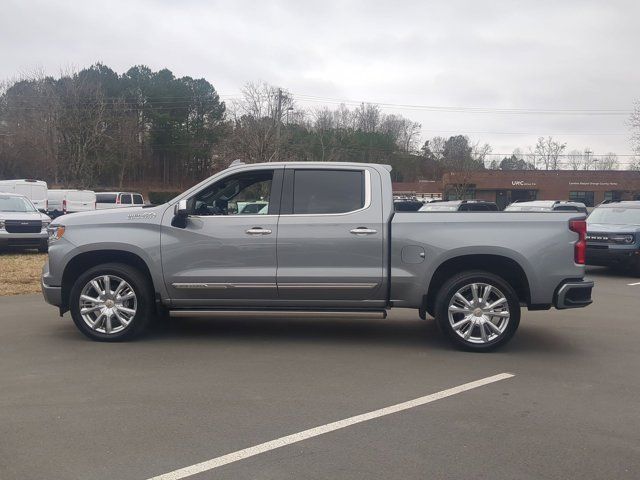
[230,159,245,167]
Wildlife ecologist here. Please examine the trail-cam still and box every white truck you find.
[47,190,96,218]
[0,179,48,212]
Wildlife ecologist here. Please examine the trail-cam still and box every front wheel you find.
[69,263,154,341]
[434,271,520,351]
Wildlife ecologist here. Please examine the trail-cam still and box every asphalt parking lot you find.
[1,267,639,480]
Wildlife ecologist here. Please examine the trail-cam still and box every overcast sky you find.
[1,0,638,160]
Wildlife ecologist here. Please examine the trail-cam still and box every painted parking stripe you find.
[628,282,640,286]
[146,372,515,480]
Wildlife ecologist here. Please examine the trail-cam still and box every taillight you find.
[116,195,120,204]
[62,199,67,213]
[569,219,586,265]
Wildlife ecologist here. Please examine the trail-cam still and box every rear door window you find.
[120,194,132,205]
[96,193,117,203]
[291,170,364,214]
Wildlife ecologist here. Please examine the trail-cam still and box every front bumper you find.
[554,280,594,309]
[0,231,48,249]
[41,278,62,307]
[586,245,639,267]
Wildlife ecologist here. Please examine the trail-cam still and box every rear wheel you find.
[69,263,154,341]
[434,271,520,351]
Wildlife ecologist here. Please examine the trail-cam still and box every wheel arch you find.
[425,254,531,313]
[60,250,157,313]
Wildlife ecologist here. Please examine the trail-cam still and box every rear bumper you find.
[554,280,594,309]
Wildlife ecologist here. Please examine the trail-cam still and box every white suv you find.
[0,193,51,252]
[96,192,144,209]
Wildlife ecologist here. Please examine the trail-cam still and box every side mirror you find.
[174,199,188,217]
[172,199,189,228]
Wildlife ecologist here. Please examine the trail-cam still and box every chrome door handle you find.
[350,227,377,235]
[246,227,272,235]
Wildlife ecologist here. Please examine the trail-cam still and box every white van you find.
[47,189,96,217]
[96,192,145,209]
[0,179,48,212]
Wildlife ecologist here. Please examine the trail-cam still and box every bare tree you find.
[530,136,566,170]
[380,114,422,153]
[566,149,583,170]
[226,82,294,163]
[631,101,640,157]
[598,152,619,170]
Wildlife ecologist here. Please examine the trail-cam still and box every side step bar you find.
[169,310,387,319]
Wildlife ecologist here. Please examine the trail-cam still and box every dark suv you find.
[419,200,499,212]
[586,201,640,273]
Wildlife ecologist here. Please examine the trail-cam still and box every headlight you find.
[0,219,4,230]
[48,225,66,241]
[42,220,50,230]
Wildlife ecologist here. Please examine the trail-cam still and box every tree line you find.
[0,64,638,190]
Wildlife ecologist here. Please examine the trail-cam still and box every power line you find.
[292,93,631,116]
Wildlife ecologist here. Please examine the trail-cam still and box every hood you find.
[587,223,640,233]
[51,205,165,226]
[0,211,50,222]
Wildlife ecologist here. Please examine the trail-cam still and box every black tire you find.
[69,262,154,342]
[434,270,521,352]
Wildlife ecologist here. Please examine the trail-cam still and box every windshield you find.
[0,196,37,212]
[588,207,640,225]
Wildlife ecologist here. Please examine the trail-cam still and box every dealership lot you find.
[1,267,639,480]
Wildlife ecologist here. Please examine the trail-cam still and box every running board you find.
[169,310,387,319]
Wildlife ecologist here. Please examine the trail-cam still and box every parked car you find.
[0,179,48,213]
[42,162,592,350]
[47,189,97,218]
[505,200,587,214]
[418,200,499,212]
[394,199,424,212]
[586,200,640,273]
[0,193,50,252]
[96,192,145,209]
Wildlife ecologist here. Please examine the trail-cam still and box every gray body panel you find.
[390,212,584,308]
[42,162,587,315]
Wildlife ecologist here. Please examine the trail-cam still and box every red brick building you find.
[393,170,640,209]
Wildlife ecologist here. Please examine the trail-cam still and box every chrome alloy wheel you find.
[79,275,137,334]
[447,282,510,344]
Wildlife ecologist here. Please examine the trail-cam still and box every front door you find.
[276,166,385,306]
[161,168,282,307]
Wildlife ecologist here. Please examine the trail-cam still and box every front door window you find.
[190,170,273,216]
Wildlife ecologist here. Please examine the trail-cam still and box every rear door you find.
[276,166,385,305]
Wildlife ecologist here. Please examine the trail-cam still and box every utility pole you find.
[273,88,282,162]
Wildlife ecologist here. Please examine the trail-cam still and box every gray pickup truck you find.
[42,162,593,350]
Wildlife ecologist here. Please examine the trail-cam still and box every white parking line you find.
[146,372,515,480]
[628,282,640,286]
